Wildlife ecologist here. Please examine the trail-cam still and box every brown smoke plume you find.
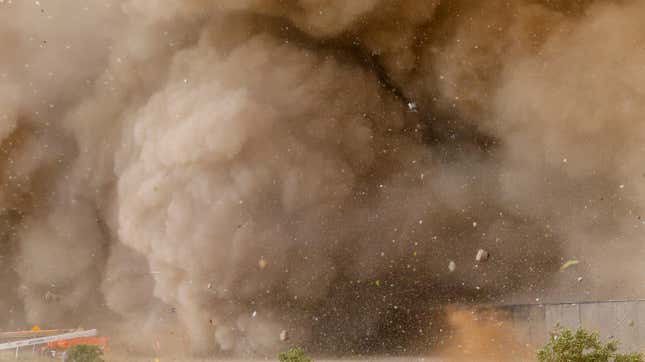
[437,307,531,362]
[1,0,644,358]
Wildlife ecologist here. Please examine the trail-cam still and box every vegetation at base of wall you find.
[537,325,644,362]
[278,347,313,362]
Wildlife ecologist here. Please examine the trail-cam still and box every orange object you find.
[46,336,109,352]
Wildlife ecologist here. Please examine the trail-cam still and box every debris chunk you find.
[448,260,456,272]
[560,259,579,271]
[280,329,289,342]
[475,249,490,262]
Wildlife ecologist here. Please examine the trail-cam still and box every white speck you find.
[472,221,477,228]
[563,158,568,163]
[475,249,489,262]
[418,219,423,224]
[252,311,257,318]
[619,184,625,189]
[448,261,456,272]
[577,276,583,282]
[407,101,417,112]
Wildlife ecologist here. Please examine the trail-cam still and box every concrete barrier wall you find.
[497,300,645,353]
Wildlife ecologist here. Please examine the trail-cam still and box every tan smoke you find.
[0,0,644,358]
[437,307,531,362]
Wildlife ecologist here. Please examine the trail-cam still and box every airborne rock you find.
[475,249,490,262]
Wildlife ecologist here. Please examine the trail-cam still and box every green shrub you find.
[537,325,644,362]
[66,344,104,362]
[278,347,312,362]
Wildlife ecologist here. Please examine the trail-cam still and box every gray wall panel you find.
[497,301,645,353]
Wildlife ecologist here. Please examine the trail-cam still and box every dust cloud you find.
[438,307,531,362]
[1,0,644,358]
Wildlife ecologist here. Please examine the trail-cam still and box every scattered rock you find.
[280,329,289,342]
[475,249,489,262]
[448,260,456,272]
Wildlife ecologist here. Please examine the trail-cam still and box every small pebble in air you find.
[475,249,490,262]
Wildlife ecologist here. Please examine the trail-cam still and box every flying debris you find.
[475,249,490,262]
[2,0,643,356]
[279,329,289,342]
[448,260,456,272]
[560,259,580,271]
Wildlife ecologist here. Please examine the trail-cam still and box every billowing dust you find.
[438,307,531,362]
[1,0,645,359]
